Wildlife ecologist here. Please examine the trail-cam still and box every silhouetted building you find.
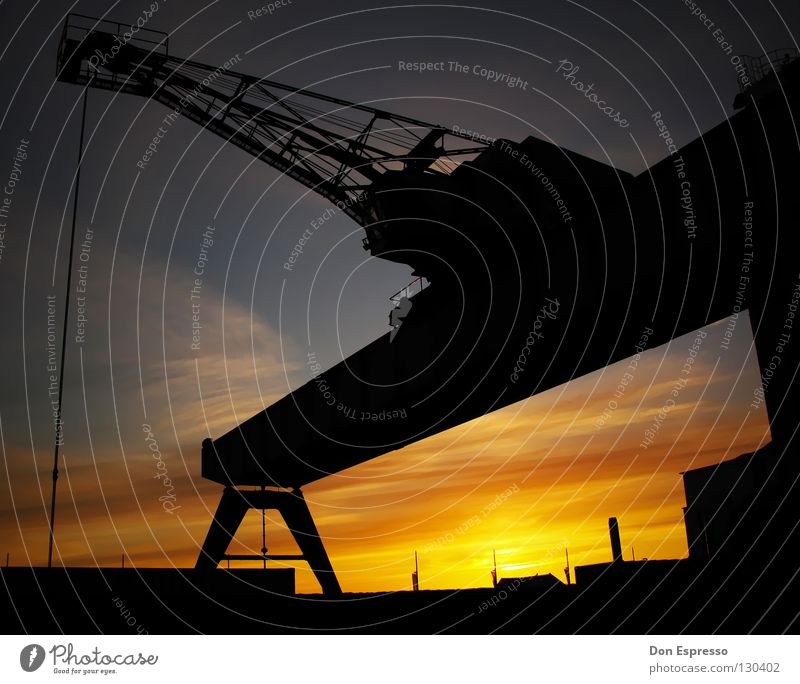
[575,559,688,588]
[682,451,770,562]
[496,574,563,591]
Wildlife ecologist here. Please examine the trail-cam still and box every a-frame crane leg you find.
[195,487,342,595]
[194,487,248,571]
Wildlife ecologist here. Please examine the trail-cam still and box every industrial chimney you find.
[608,517,623,563]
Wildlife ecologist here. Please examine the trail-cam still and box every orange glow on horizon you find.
[1,320,771,594]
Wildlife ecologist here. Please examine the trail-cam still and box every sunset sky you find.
[0,0,792,593]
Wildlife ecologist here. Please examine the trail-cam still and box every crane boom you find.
[56,14,487,227]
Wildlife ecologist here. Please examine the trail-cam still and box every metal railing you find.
[390,276,429,306]
[736,48,799,92]
[62,12,169,54]
[57,13,169,79]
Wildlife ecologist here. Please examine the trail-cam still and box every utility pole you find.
[564,548,571,586]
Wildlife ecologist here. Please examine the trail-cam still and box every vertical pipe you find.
[609,517,623,563]
[48,85,89,569]
[261,486,267,570]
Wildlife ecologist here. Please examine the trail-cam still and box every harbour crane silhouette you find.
[57,15,800,594]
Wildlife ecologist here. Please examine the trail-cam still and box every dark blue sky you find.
[0,0,795,570]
